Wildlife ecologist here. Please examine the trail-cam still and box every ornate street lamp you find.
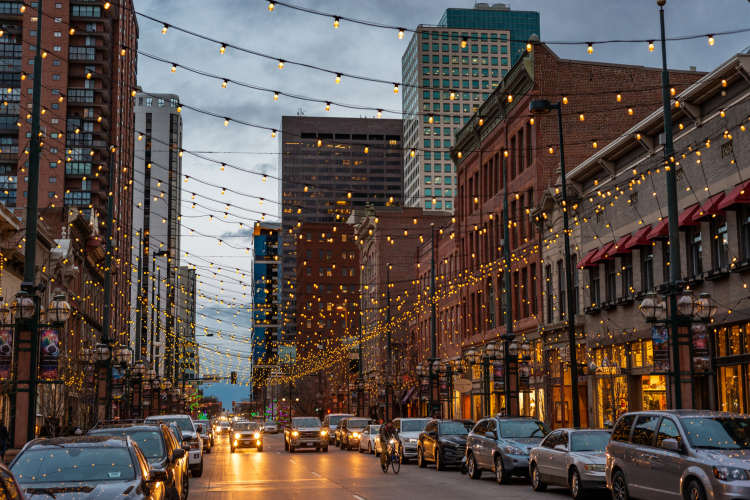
[508,341,519,358]
[521,342,532,360]
[132,360,146,377]
[416,363,424,376]
[639,292,665,321]
[93,343,110,363]
[431,359,440,375]
[46,295,71,323]
[10,291,35,320]
[677,290,699,318]
[0,301,9,323]
[465,348,478,364]
[696,292,717,321]
[485,341,498,359]
[80,345,93,364]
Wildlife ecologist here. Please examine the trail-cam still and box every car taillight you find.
[190,441,199,450]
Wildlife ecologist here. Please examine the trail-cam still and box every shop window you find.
[645,341,653,365]
[711,214,729,268]
[545,265,552,323]
[716,327,727,357]
[631,341,643,367]
[642,375,666,410]
[730,325,742,355]
[719,365,744,413]
[557,260,565,321]
[597,376,628,428]
[686,224,702,277]
[740,205,750,260]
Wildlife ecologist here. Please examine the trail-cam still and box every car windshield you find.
[370,425,381,433]
[401,420,430,432]
[348,420,370,428]
[294,418,321,428]
[158,418,194,432]
[499,420,550,439]
[680,417,750,449]
[328,416,350,426]
[234,423,259,432]
[440,422,469,435]
[219,422,230,427]
[460,421,475,431]
[266,422,276,426]
[12,447,135,483]
[87,431,164,459]
[570,431,611,452]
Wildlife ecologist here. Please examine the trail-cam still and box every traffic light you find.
[231,372,237,385]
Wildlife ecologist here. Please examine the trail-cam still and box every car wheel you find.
[495,455,510,485]
[531,462,547,492]
[467,453,482,479]
[358,443,364,453]
[687,480,706,500]
[322,447,328,452]
[171,484,180,500]
[230,446,235,453]
[289,446,295,453]
[435,450,445,471]
[368,442,373,455]
[399,445,409,465]
[181,474,189,500]
[192,459,204,478]
[258,446,263,452]
[418,447,427,468]
[571,467,587,499]
[612,471,629,500]
[284,439,289,451]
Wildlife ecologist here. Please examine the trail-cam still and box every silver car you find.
[529,428,610,499]
[359,425,381,454]
[606,410,750,500]
[263,421,278,434]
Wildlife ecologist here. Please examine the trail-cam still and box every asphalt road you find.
[188,433,612,500]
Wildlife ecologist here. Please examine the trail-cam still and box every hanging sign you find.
[651,325,671,372]
[691,323,710,372]
[0,328,12,379]
[39,328,60,380]
[454,378,473,393]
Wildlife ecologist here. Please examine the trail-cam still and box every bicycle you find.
[381,439,400,474]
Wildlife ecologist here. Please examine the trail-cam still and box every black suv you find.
[417,419,469,470]
[88,421,188,500]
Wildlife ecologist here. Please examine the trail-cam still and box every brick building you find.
[424,43,704,423]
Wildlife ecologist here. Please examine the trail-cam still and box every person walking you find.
[0,419,10,463]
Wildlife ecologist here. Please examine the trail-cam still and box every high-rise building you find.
[252,221,280,398]
[401,4,540,212]
[131,92,183,380]
[177,266,198,382]
[0,0,139,339]
[278,116,403,345]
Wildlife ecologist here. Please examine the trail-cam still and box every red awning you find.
[610,235,633,255]
[577,249,598,269]
[692,193,726,222]
[718,179,750,210]
[648,218,669,239]
[591,241,616,264]
[623,225,653,249]
[678,204,701,227]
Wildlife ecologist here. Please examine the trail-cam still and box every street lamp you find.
[639,292,665,321]
[677,290,699,318]
[46,295,71,323]
[696,293,717,321]
[10,291,35,320]
[463,346,498,417]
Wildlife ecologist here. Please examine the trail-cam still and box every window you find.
[52,46,61,52]
[632,415,659,446]
[52,74,60,80]
[611,415,635,442]
[48,191,55,198]
[557,260,565,321]
[326,268,332,277]
[53,60,60,66]
[688,225,702,276]
[590,266,600,307]
[487,279,495,329]
[49,177,56,183]
[146,98,152,107]
[622,253,633,297]
[545,265,552,324]
[642,245,654,291]
[655,418,682,448]
[306,267,311,276]
[605,261,616,302]
[318,267,323,276]
[712,214,729,268]
[53,31,61,37]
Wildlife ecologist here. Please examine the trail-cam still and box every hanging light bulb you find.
[377,110,382,118]
[271,129,276,138]
[410,149,415,157]
[562,96,568,105]
[176,104,181,112]
[278,60,284,69]
[224,118,229,126]
[592,140,598,148]
[274,92,279,101]
[179,150,183,157]
[587,43,593,54]
[171,64,176,73]
[549,147,554,154]
[461,37,467,48]
[450,90,455,100]
[86,72,92,79]
[526,42,532,52]
[479,118,484,126]
[120,48,126,56]
[268,1,274,11]
[333,17,339,28]
[398,29,404,39]
[347,192,352,198]
[670,87,676,95]
[335,74,341,84]
[304,185,309,192]
[457,152,462,158]
[104,2,110,8]
[507,95,513,102]
[263,175,267,182]
[628,108,634,115]
[325,102,330,111]
[222,79,227,88]
[393,84,399,94]
[69,28,75,35]
[616,93,622,102]
[721,79,727,87]
[648,41,654,52]
[579,114,585,121]
[708,35,714,46]
[530,118,535,125]
[162,24,169,34]
[364,146,369,154]
[221,164,225,171]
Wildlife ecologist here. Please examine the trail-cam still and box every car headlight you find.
[713,467,750,481]
[389,439,395,444]
[292,431,299,437]
[321,430,327,436]
[404,438,418,443]
[584,464,606,472]
[352,432,359,438]
[235,433,241,439]
[254,433,260,439]
[505,445,527,455]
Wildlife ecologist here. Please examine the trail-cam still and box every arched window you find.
[487,279,496,329]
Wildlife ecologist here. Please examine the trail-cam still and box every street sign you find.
[454,378,473,393]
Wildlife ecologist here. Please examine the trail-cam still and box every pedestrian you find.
[73,426,82,436]
[0,419,9,462]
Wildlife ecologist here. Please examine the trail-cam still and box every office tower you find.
[0,1,138,338]
[278,116,403,346]
[177,266,198,384]
[401,3,540,212]
[252,221,280,398]
[131,92,182,380]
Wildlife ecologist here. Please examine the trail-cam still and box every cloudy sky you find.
[133,0,750,409]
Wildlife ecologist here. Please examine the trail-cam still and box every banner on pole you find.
[519,361,530,391]
[691,323,710,372]
[39,328,60,380]
[112,367,124,399]
[651,325,670,372]
[0,328,12,379]
[492,360,504,392]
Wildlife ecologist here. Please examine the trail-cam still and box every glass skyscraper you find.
[402,4,540,212]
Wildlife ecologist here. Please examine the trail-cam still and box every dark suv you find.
[417,419,469,470]
[88,421,188,500]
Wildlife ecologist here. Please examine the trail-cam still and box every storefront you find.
[546,344,588,429]
[714,323,750,413]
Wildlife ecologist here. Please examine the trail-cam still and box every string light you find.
[69,28,75,35]
[220,44,226,54]
[278,60,284,69]
[398,29,404,39]
[377,110,382,118]
[708,35,714,45]
[428,115,433,123]
[579,114,585,122]
[549,147,554,154]
[722,79,727,87]
[335,74,341,84]
[616,93,622,102]
[222,79,228,88]
[529,118,534,125]
[562,96,568,105]
[479,118,484,126]
[274,92,279,101]
[224,118,229,126]
[171,64,176,73]
[507,95,513,102]
[162,24,169,34]
[526,42,532,52]
[587,43,593,54]
[333,17,339,28]
[271,130,276,138]
[393,84,399,94]
[461,37,467,48]
[325,102,330,111]
[628,108,633,115]
[648,41,654,52]
[268,1,274,11]
[592,140,598,148]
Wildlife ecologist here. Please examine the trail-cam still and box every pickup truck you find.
[283,416,328,453]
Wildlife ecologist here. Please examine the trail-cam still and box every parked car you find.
[322,413,353,445]
[466,415,551,484]
[606,410,750,500]
[339,418,372,451]
[391,418,431,464]
[197,421,213,454]
[417,419,469,470]
[453,419,476,432]
[529,428,611,498]
[0,461,27,500]
[263,421,278,434]
[359,425,381,454]
[231,421,263,453]
[10,436,169,500]
[145,415,204,478]
[284,417,328,453]
[88,422,189,500]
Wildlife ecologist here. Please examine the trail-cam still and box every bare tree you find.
[596,370,628,427]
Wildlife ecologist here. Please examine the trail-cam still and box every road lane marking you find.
[310,471,321,477]
[289,459,296,463]
[353,495,367,500]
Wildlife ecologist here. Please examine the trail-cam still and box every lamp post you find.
[81,342,131,420]
[463,342,499,418]
[529,98,580,427]
[385,263,394,421]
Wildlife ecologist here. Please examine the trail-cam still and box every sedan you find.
[358,425,381,454]
[529,428,611,499]
[417,420,468,470]
[263,421,278,434]
[11,436,168,500]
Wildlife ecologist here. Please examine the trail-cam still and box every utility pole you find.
[385,264,392,420]
[135,231,143,360]
[502,151,515,416]
[156,268,161,376]
[429,224,437,417]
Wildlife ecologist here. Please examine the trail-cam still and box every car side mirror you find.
[554,444,567,452]
[148,468,169,483]
[428,431,437,437]
[182,444,190,451]
[196,425,203,433]
[662,439,681,452]
[172,448,185,460]
[485,431,496,440]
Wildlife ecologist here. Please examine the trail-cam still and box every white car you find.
[146,414,204,477]
[358,424,381,454]
[392,418,430,464]
[263,421,278,434]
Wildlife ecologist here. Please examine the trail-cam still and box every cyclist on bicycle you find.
[379,420,399,468]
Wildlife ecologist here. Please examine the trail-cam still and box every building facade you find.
[177,265,198,386]
[401,4,540,212]
[131,92,182,381]
[539,50,750,427]
[252,221,280,399]
[278,116,403,350]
